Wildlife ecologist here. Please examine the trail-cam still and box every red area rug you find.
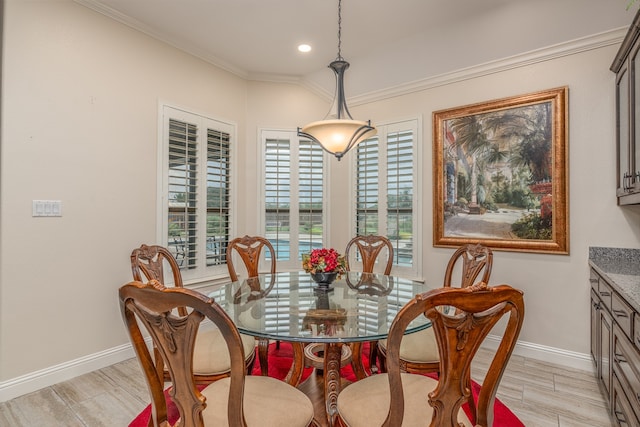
[130,342,524,426]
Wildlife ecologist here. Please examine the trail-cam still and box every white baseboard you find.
[484,335,596,374]
[0,343,137,403]
[0,336,595,403]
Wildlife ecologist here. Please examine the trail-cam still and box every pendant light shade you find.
[299,118,376,158]
[297,1,377,161]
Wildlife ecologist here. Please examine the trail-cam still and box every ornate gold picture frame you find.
[433,87,569,254]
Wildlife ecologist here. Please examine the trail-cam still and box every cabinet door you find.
[600,305,613,400]
[591,291,601,374]
[618,63,631,195]
[634,44,640,190]
[612,323,640,422]
[612,371,640,426]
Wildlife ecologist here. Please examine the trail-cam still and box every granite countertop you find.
[589,247,640,313]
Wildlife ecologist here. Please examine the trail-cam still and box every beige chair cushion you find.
[336,373,472,427]
[202,375,315,426]
[379,327,439,364]
[191,327,256,375]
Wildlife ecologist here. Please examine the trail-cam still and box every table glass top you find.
[203,271,434,343]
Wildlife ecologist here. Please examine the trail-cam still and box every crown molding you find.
[346,27,628,107]
[73,0,627,107]
[299,78,334,102]
[74,0,250,79]
[246,73,303,84]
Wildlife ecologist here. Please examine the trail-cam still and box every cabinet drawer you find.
[613,324,640,422]
[612,371,640,427]
[598,279,613,312]
[590,269,600,292]
[612,293,634,339]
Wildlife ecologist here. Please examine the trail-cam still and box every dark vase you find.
[310,271,338,289]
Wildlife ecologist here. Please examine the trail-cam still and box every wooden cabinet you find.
[591,289,601,372]
[612,371,638,426]
[611,8,640,205]
[591,272,613,399]
[613,324,640,425]
[590,268,640,425]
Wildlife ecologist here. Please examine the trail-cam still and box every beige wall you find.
[3,0,640,397]
[0,0,251,380]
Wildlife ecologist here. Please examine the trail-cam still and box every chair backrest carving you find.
[131,244,185,315]
[345,235,394,275]
[384,283,524,426]
[120,280,250,427]
[131,244,183,286]
[226,235,276,282]
[443,243,493,288]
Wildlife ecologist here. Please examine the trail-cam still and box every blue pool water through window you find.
[266,239,323,261]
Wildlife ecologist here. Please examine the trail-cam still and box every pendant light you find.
[297,0,377,161]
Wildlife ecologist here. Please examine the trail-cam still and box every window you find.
[160,105,235,282]
[262,130,325,271]
[352,119,421,277]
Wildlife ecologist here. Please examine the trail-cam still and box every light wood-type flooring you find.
[0,348,613,426]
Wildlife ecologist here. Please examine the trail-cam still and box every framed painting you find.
[433,87,569,254]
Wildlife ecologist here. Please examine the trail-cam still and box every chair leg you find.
[377,343,388,373]
[465,372,476,422]
[368,340,379,374]
[348,342,367,380]
[257,338,270,376]
[246,351,256,375]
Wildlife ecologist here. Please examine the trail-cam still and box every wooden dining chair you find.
[130,244,256,384]
[120,280,318,427]
[226,235,276,376]
[345,234,394,275]
[443,242,494,289]
[377,243,493,374]
[344,234,394,375]
[336,282,524,427]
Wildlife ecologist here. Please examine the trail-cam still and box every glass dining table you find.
[202,270,434,427]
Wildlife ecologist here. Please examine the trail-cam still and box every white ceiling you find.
[76,0,635,98]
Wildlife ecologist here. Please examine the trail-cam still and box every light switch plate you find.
[33,200,62,217]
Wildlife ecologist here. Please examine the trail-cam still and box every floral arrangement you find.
[302,248,347,276]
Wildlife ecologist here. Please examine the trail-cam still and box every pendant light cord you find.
[336,0,343,61]
[297,0,377,160]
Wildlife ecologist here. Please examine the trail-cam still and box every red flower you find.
[302,248,347,275]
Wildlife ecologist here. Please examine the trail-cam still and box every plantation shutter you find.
[353,121,418,273]
[298,140,324,259]
[168,118,199,269]
[163,105,235,281]
[206,128,231,266]
[386,130,414,267]
[263,130,326,271]
[265,138,291,261]
[356,137,380,235]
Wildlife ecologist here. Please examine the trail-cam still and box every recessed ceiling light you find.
[298,44,312,53]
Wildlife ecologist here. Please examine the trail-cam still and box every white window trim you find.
[157,103,238,285]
